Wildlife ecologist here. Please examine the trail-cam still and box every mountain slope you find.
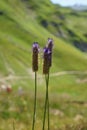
[36,2,87,52]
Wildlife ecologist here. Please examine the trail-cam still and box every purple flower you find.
[43,47,51,54]
[47,38,53,67]
[32,42,39,72]
[48,38,53,52]
[33,42,39,49]
[43,47,51,74]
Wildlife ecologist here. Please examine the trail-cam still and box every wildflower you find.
[32,42,39,72]
[47,38,53,67]
[43,47,50,74]
[42,38,53,130]
[32,42,39,130]
[48,38,53,52]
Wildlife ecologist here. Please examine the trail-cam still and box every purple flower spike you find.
[32,42,39,72]
[43,47,51,74]
[47,38,53,67]
[48,38,53,52]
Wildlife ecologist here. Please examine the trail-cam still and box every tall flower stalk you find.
[32,42,39,130]
[42,38,53,130]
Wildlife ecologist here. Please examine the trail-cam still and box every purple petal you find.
[33,42,39,48]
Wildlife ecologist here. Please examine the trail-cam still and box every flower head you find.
[32,42,39,72]
[47,38,53,52]
[33,42,39,49]
[43,47,50,74]
[47,38,53,67]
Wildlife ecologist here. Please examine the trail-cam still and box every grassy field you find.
[0,80,87,130]
[0,0,87,129]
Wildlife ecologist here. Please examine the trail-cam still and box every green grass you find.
[0,87,87,130]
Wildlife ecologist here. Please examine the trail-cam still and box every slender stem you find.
[13,120,15,130]
[42,72,50,130]
[32,71,37,130]
[42,75,48,130]
[47,95,50,130]
[47,72,50,130]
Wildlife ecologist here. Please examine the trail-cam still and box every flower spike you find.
[32,42,39,72]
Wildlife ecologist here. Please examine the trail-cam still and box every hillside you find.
[36,3,87,52]
[0,0,87,87]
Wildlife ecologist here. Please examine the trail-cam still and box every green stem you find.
[32,72,37,130]
[42,72,50,130]
[47,72,50,130]
[13,120,15,130]
[42,75,48,130]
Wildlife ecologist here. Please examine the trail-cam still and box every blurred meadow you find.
[0,0,87,130]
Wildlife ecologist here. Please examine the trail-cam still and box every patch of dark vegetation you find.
[51,21,63,27]
[54,11,65,20]
[41,19,48,28]
[51,21,58,27]
[69,11,79,17]
[63,26,87,52]
[63,26,78,38]
[67,29,76,37]
[0,11,4,15]
[50,21,64,37]
[73,39,87,52]
[84,33,87,38]
[59,14,65,20]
